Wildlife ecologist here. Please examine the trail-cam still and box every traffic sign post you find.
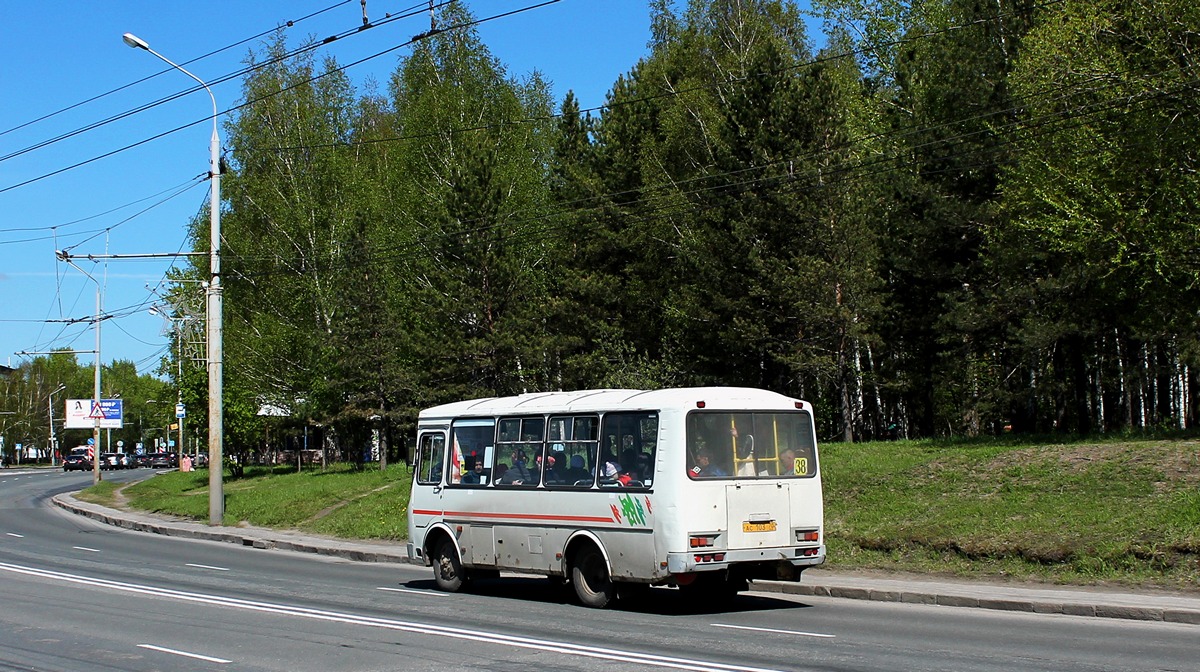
[174,402,186,465]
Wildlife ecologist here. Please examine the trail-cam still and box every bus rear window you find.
[686,411,816,479]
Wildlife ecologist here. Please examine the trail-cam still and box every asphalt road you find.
[0,467,1196,671]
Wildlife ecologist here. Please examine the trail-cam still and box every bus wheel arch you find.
[564,534,615,608]
[426,527,467,593]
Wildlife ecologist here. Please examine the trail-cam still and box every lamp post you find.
[124,32,223,525]
[48,383,67,466]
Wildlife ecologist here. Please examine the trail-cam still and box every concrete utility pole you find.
[124,32,224,525]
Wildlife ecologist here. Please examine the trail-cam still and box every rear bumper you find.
[667,544,825,577]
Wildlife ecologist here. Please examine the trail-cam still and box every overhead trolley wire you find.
[0,0,544,195]
[0,0,356,141]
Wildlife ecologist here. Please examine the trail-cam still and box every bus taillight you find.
[796,529,819,543]
[689,535,714,548]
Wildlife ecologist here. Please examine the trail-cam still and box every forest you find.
[4,0,1198,462]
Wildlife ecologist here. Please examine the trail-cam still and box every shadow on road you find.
[402,576,811,616]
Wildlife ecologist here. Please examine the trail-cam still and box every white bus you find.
[406,387,824,607]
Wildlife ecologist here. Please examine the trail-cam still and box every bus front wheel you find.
[571,547,615,608]
[432,538,466,593]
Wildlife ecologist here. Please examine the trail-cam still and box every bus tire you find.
[571,547,615,608]
[432,538,466,593]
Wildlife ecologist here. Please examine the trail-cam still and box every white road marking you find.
[711,623,836,639]
[186,563,230,572]
[376,586,445,597]
[6,533,24,538]
[0,561,785,672]
[138,644,231,664]
[73,546,100,553]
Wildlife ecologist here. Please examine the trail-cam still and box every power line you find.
[0,177,203,234]
[0,0,550,195]
[240,0,1066,157]
[0,179,204,247]
[0,1,359,139]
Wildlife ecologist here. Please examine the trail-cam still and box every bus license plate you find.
[742,521,777,533]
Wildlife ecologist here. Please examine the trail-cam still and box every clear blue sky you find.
[0,0,821,377]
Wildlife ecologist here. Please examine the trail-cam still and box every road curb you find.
[751,579,1200,624]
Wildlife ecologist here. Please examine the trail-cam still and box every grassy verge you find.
[91,437,1200,589]
[118,463,411,540]
[74,480,122,509]
[823,436,1200,590]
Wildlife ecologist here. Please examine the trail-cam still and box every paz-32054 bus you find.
[407,387,824,607]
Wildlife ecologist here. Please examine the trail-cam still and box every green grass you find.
[74,479,122,508]
[821,437,1200,589]
[89,437,1200,589]
[117,463,412,539]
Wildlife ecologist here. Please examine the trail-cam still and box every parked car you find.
[63,453,92,472]
[148,452,173,468]
[193,453,209,468]
[133,453,151,468]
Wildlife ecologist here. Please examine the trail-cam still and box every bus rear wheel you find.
[432,538,466,593]
[571,547,615,608]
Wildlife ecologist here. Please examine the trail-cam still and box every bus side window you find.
[451,419,497,486]
[495,417,543,487]
[415,433,446,485]
[599,412,657,488]
[547,414,598,488]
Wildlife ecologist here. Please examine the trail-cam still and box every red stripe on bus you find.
[412,509,614,524]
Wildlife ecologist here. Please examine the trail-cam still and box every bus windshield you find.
[686,410,816,479]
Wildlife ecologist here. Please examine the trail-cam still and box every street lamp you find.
[124,32,224,525]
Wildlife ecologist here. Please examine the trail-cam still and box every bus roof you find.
[418,387,807,421]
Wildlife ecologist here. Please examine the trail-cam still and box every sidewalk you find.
[53,493,1200,625]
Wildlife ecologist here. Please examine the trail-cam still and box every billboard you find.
[64,399,124,429]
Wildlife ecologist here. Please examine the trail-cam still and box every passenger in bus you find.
[637,451,653,478]
[498,450,533,485]
[602,461,623,484]
[620,449,641,481]
[564,454,591,485]
[690,449,727,477]
[530,453,549,485]
[780,449,797,475]
[540,454,565,484]
[551,450,567,471]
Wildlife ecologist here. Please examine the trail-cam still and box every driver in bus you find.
[462,458,487,484]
